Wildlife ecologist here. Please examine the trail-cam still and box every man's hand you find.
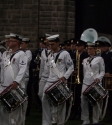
[12,81,18,89]
[94,78,100,83]
[60,77,66,84]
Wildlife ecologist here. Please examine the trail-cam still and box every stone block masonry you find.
[0,0,75,50]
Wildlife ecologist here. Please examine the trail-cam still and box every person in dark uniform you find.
[64,39,74,59]
[69,40,88,120]
[64,40,71,52]
[108,50,112,123]
[95,40,105,56]
[59,43,65,50]
[32,37,46,111]
[63,39,75,86]
[101,40,112,123]
[95,40,111,74]
[95,39,112,123]
[70,38,77,53]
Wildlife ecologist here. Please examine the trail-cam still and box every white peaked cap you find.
[47,34,59,41]
[87,42,95,46]
[5,35,11,39]
[45,33,51,37]
[22,38,30,42]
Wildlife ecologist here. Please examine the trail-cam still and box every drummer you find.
[81,42,105,125]
[0,33,27,125]
[42,34,74,125]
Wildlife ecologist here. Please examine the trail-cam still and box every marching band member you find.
[1,35,12,85]
[95,40,105,55]
[70,38,77,53]
[0,33,27,125]
[64,39,72,52]
[81,42,105,125]
[21,38,32,92]
[33,36,46,110]
[38,34,51,101]
[0,51,2,84]
[20,37,32,117]
[101,40,112,75]
[101,40,112,123]
[59,43,65,50]
[42,34,74,125]
[69,40,88,120]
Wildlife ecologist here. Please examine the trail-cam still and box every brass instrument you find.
[34,53,41,65]
[80,28,98,43]
[34,53,41,76]
[74,50,81,84]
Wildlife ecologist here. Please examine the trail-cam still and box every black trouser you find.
[26,69,33,116]
[26,80,33,115]
[72,84,82,116]
[68,82,82,119]
[108,91,112,118]
[33,72,41,108]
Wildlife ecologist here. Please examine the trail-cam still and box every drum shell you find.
[0,85,28,112]
[83,82,108,106]
[45,80,73,106]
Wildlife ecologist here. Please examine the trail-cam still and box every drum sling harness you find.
[50,49,64,78]
[8,49,24,80]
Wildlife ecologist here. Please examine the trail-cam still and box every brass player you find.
[32,37,46,111]
[69,40,88,120]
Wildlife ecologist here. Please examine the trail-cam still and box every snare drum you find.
[45,80,73,106]
[103,74,112,90]
[0,85,28,112]
[83,82,108,106]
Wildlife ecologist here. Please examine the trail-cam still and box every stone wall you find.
[39,0,75,42]
[0,0,39,50]
[1,0,112,50]
[0,0,75,50]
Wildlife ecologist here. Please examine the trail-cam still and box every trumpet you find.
[34,53,41,73]
[74,50,81,84]
[34,53,41,64]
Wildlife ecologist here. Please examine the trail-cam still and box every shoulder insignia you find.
[20,60,26,65]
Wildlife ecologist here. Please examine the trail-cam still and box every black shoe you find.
[69,114,75,120]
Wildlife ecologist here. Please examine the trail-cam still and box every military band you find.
[0,31,112,125]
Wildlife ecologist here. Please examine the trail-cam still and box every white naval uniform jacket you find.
[25,49,32,81]
[2,50,28,89]
[0,52,2,83]
[39,49,51,80]
[83,56,105,86]
[46,50,74,84]
[1,50,12,84]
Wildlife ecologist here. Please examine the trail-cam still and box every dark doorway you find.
[75,0,112,39]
